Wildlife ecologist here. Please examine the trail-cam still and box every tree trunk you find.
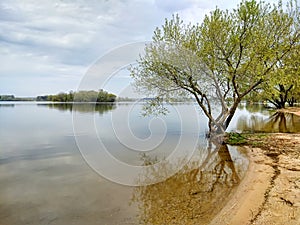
[287,96,296,107]
[207,99,241,140]
[223,99,241,131]
[267,84,293,109]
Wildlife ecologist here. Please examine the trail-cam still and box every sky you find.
[0,0,284,97]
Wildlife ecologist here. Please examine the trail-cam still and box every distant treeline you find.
[36,90,116,102]
[0,95,34,101]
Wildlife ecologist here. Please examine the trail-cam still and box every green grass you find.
[225,132,269,148]
[225,132,247,145]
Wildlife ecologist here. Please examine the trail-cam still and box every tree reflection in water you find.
[131,143,248,225]
[237,112,300,133]
[38,103,116,115]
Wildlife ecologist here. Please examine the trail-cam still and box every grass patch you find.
[225,132,270,148]
[225,132,247,145]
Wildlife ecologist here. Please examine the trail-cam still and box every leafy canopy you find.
[131,0,300,135]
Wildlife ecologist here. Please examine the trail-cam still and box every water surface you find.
[0,102,298,224]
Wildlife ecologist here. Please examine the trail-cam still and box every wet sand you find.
[212,133,300,225]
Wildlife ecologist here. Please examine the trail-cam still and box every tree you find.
[97,89,117,103]
[260,43,300,108]
[36,90,116,102]
[0,95,15,101]
[131,0,300,137]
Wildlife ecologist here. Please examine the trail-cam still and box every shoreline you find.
[212,133,300,225]
[278,106,300,116]
[210,147,274,225]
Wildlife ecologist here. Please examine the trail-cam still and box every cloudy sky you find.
[0,0,283,97]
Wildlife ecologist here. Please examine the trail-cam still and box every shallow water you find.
[0,102,298,224]
[228,103,300,133]
[131,144,248,225]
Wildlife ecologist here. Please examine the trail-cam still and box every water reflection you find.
[0,103,15,107]
[238,103,270,114]
[37,103,116,114]
[132,143,248,225]
[237,111,300,133]
[1,102,296,224]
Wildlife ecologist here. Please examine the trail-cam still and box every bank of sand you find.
[211,131,300,224]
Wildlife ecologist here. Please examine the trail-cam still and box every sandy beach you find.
[212,134,300,224]
[212,108,300,224]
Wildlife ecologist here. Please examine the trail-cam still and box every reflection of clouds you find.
[0,103,75,155]
[132,143,248,225]
[0,147,137,225]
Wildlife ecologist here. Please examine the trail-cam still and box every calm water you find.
[0,102,299,225]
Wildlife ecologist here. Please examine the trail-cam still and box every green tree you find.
[67,91,74,102]
[261,43,300,108]
[97,89,116,102]
[131,0,299,137]
[36,90,116,102]
[0,95,15,101]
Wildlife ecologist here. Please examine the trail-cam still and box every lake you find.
[1,102,299,224]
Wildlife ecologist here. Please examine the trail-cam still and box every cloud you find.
[0,0,288,96]
[155,0,192,12]
[154,0,220,13]
[0,0,167,64]
[0,0,170,96]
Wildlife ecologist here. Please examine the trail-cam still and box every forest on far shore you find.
[0,90,117,103]
[36,90,116,102]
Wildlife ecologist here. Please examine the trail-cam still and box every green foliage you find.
[0,95,15,101]
[259,44,300,108]
[0,95,34,101]
[253,1,300,108]
[225,132,269,147]
[131,0,300,136]
[36,90,116,103]
[226,132,247,145]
